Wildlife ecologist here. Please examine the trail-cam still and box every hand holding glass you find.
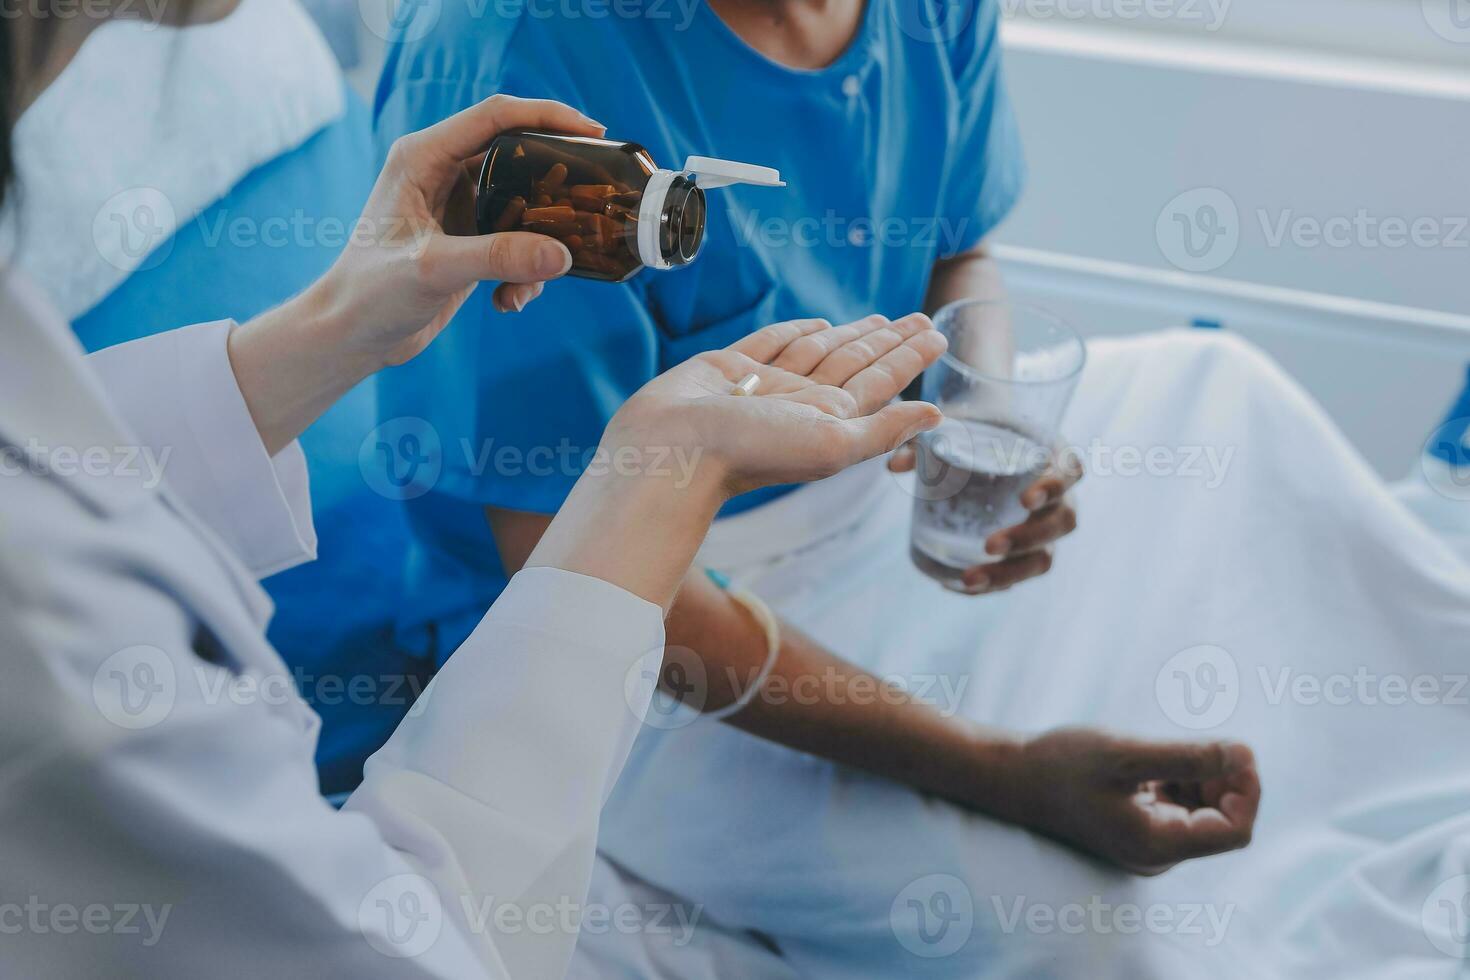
[908,300,1085,591]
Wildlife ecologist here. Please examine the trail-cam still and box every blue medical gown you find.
[373,0,1025,662]
[72,91,432,796]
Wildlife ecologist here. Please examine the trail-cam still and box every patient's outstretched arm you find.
[492,497,1261,874]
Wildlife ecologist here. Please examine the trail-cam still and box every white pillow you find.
[1,0,345,319]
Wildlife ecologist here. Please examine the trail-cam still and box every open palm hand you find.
[610,314,948,496]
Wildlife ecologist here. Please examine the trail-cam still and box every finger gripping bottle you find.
[477,130,784,283]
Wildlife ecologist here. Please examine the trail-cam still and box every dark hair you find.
[0,18,16,211]
[2,19,40,212]
[0,15,66,212]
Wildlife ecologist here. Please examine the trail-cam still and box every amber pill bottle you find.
[477,130,783,283]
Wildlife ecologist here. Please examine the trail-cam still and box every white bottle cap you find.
[682,156,786,190]
[636,156,785,270]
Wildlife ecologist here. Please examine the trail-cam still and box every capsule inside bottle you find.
[477,130,707,283]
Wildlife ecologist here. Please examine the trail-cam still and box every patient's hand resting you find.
[991,728,1261,875]
[889,443,1082,593]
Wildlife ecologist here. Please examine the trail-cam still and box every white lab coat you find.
[0,270,664,978]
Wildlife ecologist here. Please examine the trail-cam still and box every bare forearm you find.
[925,241,1006,314]
[525,458,726,613]
[227,279,375,457]
[672,574,1026,815]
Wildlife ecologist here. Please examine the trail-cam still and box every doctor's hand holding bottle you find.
[227,95,601,458]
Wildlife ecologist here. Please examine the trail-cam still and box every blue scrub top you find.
[373,0,1025,661]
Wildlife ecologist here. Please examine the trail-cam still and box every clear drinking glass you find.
[908,299,1086,590]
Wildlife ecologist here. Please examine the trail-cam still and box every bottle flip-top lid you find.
[637,156,785,270]
[681,156,786,189]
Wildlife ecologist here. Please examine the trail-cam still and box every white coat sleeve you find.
[85,319,317,578]
[345,567,666,977]
[0,503,663,980]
